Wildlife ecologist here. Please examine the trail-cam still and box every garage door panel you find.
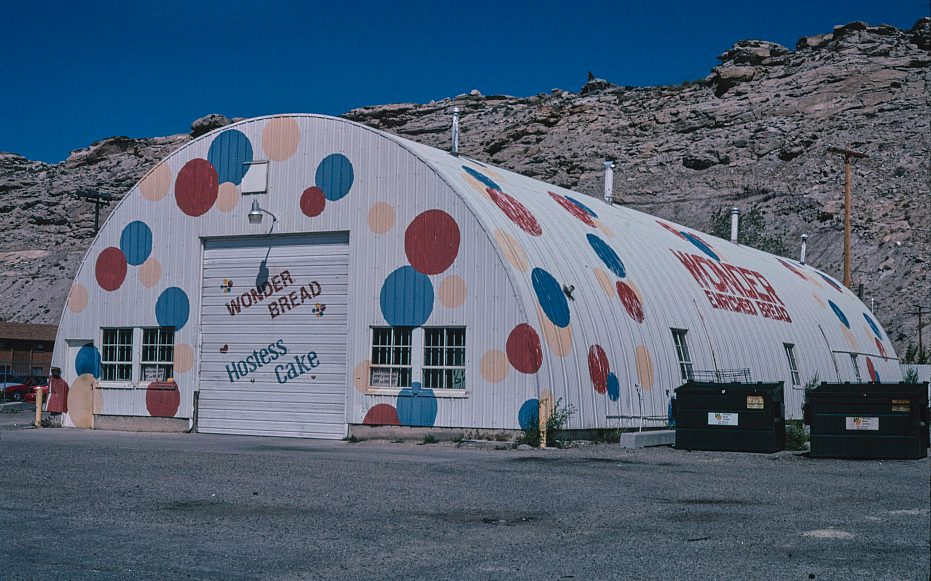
[197,234,349,439]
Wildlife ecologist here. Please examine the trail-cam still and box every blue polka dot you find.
[462,166,501,191]
[518,399,539,430]
[379,266,434,327]
[828,300,850,328]
[75,344,100,378]
[607,372,620,401]
[531,268,570,328]
[207,130,253,185]
[863,313,882,339]
[566,195,598,218]
[682,232,720,261]
[396,388,437,427]
[818,272,844,292]
[316,153,354,201]
[156,287,190,331]
[586,234,626,279]
[119,221,152,266]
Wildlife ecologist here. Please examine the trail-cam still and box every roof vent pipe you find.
[451,107,460,156]
[603,160,615,204]
[729,207,740,243]
[800,234,808,265]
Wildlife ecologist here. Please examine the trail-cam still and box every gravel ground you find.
[0,414,928,580]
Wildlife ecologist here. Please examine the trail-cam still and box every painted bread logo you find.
[225,339,321,384]
[672,250,792,323]
[223,269,323,319]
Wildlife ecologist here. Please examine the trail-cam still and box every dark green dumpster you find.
[804,382,929,459]
[674,382,785,453]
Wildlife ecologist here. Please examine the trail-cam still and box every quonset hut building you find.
[52,114,899,438]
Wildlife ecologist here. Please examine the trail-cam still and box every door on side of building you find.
[197,233,350,439]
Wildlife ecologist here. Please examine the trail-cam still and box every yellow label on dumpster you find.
[891,399,910,413]
[746,395,764,410]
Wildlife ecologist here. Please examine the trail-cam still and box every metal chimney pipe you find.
[451,107,460,156]
[603,161,615,204]
[800,234,808,265]
[729,207,740,243]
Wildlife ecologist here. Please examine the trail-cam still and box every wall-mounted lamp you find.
[248,199,277,226]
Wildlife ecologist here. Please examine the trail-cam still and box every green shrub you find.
[785,420,808,451]
[518,398,576,448]
[903,367,919,384]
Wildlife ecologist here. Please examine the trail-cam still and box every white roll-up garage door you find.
[197,233,349,438]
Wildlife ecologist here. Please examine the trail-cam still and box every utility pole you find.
[75,191,116,234]
[907,305,930,355]
[828,146,867,288]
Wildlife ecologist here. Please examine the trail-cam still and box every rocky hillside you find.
[1,19,928,354]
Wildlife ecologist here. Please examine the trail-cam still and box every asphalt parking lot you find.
[1,409,928,580]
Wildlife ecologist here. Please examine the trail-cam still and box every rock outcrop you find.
[0,19,927,354]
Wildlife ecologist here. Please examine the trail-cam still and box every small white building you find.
[52,114,899,438]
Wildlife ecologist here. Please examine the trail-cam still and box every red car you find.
[3,376,48,403]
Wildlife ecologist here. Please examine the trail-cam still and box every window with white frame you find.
[101,328,133,382]
[369,327,412,388]
[423,327,466,390]
[671,328,693,381]
[141,328,175,382]
[784,343,801,386]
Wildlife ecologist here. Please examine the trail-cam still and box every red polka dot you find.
[146,382,180,417]
[487,188,542,236]
[404,210,461,275]
[506,324,543,374]
[588,345,610,394]
[549,192,595,227]
[866,357,878,382]
[363,403,400,425]
[617,281,645,323]
[874,337,887,358]
[300,186,326,217]
[657,220,686,239]
[95,247,127,292]
[175,158,219,217]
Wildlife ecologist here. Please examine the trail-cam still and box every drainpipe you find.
[451,107,460,156]
[729,207,740,243]
[603,161,615,204]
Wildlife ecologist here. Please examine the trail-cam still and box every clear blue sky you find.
[1,0,925,163]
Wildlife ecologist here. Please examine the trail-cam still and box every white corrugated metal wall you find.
[52,113,898,435]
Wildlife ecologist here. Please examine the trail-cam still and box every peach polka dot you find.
[138,258,162,288]
[367,202,395,234]
[635,345,655,390]
[593,267,615,296]
[173,343,194,374]
[67,283,88,313]
[626,279,646,304]
[538,306,572,357]
[494,229,529,272]
[594,218,616,239]
[812,293,826,308]
[262,117,300,161]
[68,374,96,429]
[140,163,171,201]
[216,182,239,212]
[438,275,467,308]
[480,350,508,383]
[841,326,858,351]
[352,360,372,392]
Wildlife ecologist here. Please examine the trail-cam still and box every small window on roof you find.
[241,161,269,194]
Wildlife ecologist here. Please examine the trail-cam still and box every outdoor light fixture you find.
[248,199,277,226]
